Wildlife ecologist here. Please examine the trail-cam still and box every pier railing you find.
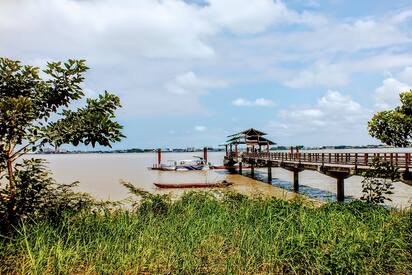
[239,152,411,169]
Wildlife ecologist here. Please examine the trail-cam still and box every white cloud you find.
[232,98,274,107]
[0,0,216,60]
[318,90,362,113]
[398,67,412,84]
[194,125,207,132]
[1,0,412,123]
[268,90,371,144]
[265,14,412,56]
[204,0,296,34]
[165,71,226,95]
[374,78,411,110]
[283,53,412,89]
[284,63,349,88]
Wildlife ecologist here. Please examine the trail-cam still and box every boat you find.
[175,156,209,171]
[159,160,178,171]
[152,156,209,171]
[153,180,233,189]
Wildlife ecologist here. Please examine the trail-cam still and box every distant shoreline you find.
[31,145,407,155]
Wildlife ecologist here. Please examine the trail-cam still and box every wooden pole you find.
[296,146,300,161]
[157,148,161,166]
[293,170,299,192]
[267,161,272,183]
[203,147,208,163]
[337,177,345,202]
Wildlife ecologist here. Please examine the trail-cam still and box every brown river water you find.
[37,150,412,209]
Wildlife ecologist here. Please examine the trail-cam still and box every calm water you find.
[38,150,412,208]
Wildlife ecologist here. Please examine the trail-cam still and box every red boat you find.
[154,181,232,189]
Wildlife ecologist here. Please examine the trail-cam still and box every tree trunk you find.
[6,151,17,227]
[7,158,15,194]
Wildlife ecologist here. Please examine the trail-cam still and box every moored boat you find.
[175,156,209,171]
[154,181,232,188]
[151,156,210,171]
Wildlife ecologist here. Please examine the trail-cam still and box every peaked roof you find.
[225,128,276,145]
[227,128,267,137]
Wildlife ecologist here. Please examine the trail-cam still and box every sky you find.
[1,0,412,149]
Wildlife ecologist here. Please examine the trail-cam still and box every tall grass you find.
[1,191,411,274]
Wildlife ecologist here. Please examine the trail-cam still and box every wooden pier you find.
[223,128,412,202]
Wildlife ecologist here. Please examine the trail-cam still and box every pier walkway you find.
[222,129,412,201]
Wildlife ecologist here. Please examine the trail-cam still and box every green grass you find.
[1,191,411,274]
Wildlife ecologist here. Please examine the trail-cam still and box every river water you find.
[38,150,412,208]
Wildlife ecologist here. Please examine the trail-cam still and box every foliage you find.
[121,181,171,215]
[0,57,124,228]
[0,159,94,232]
[368,90,412,147]
[361,157,397,204]
[0,192,410,274]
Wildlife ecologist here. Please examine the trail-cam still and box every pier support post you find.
[322,170,351,202]
[337,177,345,202]
[281,165,304,193]
[267,161,272,183]
[251,163,255,178]
[239,162,243,175]
[293,170,299,192]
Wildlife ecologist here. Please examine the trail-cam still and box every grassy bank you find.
[1,191,411,274]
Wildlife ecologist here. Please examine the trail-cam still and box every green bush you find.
[0,158,94,232]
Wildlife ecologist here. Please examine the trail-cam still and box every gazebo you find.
[224,128,276,157]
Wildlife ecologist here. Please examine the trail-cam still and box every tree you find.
[361,157,397,204]
[0,57,124,224]
[368,90,412,147]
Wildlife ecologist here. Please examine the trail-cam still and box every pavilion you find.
[224,128,276,157]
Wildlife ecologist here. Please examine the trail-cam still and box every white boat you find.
[158,156,209,171]
[160,160,177,171]
[176,156,209,171]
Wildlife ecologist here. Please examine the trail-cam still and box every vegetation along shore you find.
[1,190,411,274]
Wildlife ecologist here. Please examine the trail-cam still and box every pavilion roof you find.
[225,128,276,145]
[227,128,267,137]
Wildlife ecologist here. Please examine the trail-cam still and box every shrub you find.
[0,158,94,232]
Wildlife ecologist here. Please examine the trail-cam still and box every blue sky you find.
[1,0,412,149]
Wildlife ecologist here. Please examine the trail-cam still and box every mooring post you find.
[251,163,255,178]
[157,148,162,167]
[293,170,299,192]
[203,147,208,163]
[337,177,345,202]
[239,162,243,175]
[267,161,272,183]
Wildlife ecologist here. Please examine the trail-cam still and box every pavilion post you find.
[296,146,300,161]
